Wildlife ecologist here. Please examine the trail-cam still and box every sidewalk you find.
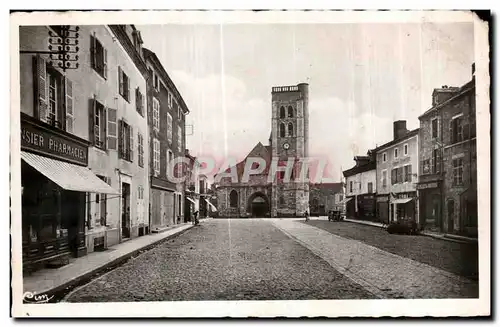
[272,219,478,298]
[23,221,201,296]
[343,218,477,244]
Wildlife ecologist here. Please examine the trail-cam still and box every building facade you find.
[343,154,377,221]
[309,183,345,216]
[418,66,477,236]
[144,48,189,232]
[374,121,419,225]
[215,83,310,218]
[19,24,150,271]
[184,149,200,222]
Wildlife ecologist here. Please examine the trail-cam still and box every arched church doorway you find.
[247,192,270,217]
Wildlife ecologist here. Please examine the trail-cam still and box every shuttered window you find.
[107,108,117,150]
[118,66,130,101]
[119,120,133,161]
[138,132,144,168]
[90,34,107,78]
[153,138,160,175]
[153,97,160,131]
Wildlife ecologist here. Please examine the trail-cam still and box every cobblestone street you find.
[64,219,373,302]
[64,219,478,302]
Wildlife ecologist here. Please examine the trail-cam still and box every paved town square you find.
[64,219,478,302]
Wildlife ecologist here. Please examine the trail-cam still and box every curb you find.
[42,224,194,302]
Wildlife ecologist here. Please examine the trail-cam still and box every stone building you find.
[18,24,149,270]
[309,183,345,216]
[184,149,200,222]
[418,64,477,237]
[215,83,310,218]
[343,153,377,221]
[374,121,419,224]
[144,48,189,232]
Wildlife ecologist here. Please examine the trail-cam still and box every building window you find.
[383,152,387,162]
[404,144,408,156]
[382,170,387,188]
[229,190,238,208]
[47,71,58,125]
[166,149,173,175]
[349,181,353,193]
[288,106,294,118]
[404,165,412,182]
[107,108,117,150]
[118,66,130,102]
[391,169,396,184]
[90,34,107,79]
[450,116,463,144]
[279,106,285,119]
[167,113,173,143]
[338,194,343,201]
[279,122,286,138]
[177,102,182,121]
[394,148,399,159]
[452,158,464,186]
[119,120,133,162]
[279,196,285,205]
[152,97,160,131]
[89,99,106,149]
[154,73,160,92]
[177,125,183,152]
[167,91,173,109]
[431,118,438,139]
[138,133,144,168]
[287,122,294,137]
[367,182,373,193]
[136,88,144,116]
[153,138,160,175]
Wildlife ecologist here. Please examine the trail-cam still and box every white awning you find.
[205,199,217,212]
[392,198,413,204]
[186,197,196,205]
[343,197,353,204]
[21,151,119,195]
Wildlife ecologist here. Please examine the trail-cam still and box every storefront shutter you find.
[88,97,95,144]
[35,55,48,123]
[107,108,117,150]
[65,78,74,133]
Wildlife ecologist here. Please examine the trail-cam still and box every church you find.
[214,83,310,218]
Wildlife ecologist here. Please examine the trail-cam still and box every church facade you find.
[215,83,310,218]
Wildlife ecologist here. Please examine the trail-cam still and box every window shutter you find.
[129,125,134,162]
[90,34,96,69]
[35,55,48,122]
[408,165,412,182]
[102,107,108,150]
[107,108,117,150]
[126,76,130,101]
[135,88,139,112]
[103,48,108,79]
[65,78,74,133]
[118,120,124,157]
[118,66,123,95]
[88,97,95,144]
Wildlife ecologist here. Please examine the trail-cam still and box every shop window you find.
[229,190,238,208]
[90,34,108,79]
[279,106,285,118]
[118,66,130,102]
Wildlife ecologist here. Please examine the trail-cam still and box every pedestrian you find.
[193,210,199,226]
[305,209,309,222]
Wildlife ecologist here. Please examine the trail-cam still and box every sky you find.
[138,22,475,181]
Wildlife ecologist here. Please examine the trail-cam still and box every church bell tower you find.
[270,83,309,217]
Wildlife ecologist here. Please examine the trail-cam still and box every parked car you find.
[387,219,419,235]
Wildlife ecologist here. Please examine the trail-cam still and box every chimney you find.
[472,63,476,78]
[393,120,408,140]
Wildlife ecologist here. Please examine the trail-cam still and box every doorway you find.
[121,182,131,239]
[247,192,270,218]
